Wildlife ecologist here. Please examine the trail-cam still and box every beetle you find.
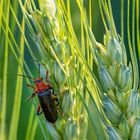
[6,60,60,123]
[26,70,59,123]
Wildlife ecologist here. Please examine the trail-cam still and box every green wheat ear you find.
[0,0,140,140]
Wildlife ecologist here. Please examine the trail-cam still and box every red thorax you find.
[34,77,51,93]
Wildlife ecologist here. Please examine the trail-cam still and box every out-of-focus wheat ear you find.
[98,66,115,92]
[103,95,122,125]
[136,0,140,59]
[117,64,132,92]
[107,126,123,140]
[118,116,130,140]
[78,90,108,140]
[131,118,140,140]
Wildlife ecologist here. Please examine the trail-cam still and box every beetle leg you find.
[46,70,49,83]
[36,104,43,115]
[54,98,59,106]
[50,88,58,96]
[27,84,35,89]
[56,107,64,116]
[25,92,37,102]
[52,88,54,94]
[52,94,59,106]
[49,87,55,95]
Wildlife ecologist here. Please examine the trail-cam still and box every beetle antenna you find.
[38,63,41,77]
[5,74,34,80]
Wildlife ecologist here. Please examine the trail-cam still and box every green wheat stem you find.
[1,23,24,72]
[0,0,4,33]
[76,1,97,50]
[10,0,19,34]
[30,0,37,11]
[132,0,136,57]
[15,1,34,41]
[88,0,93,68]
[79,0,91,68]
[107,0,118,37]
[120,0,128,65]
[86,36,90,65]
[66,0,71,24]
[0,0,9,139]
[29,117,38,140]
[121,0,124,42]
[132,0,139,90]
[10,3,36,60]
[23,0,34,18]
[136,0,140,58]
[81,12,85,57]
[98,0,108,32]
[8,17,25,140]
[2,13,32,77]
[60,0,80,49]
[1,18,34,96]
[127,0,139,90]
[100,0,113,36]
[25,105,35,140]
[89,0,92,29]
[65,0,78,121]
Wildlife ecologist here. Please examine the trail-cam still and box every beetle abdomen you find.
[38,90,58,123]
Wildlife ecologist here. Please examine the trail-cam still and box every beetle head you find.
[34,77,43,83]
